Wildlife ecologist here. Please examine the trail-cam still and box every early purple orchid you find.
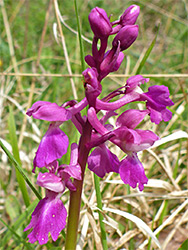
[25,5,173,246]
[24,144,81,244]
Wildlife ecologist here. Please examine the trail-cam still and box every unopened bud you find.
[89,7,112,39]
[112,25,139,51]
[120,5,140,26]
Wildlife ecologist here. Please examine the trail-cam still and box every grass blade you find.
[136,25,160,74]
[74,0,85,72]
[0,139,42,200]
[8,106,30,207]
[94,174,108,250]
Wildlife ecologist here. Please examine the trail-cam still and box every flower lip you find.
[119,153,148,191]
[24,191,67,245]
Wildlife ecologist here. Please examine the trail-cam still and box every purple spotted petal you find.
[24,191,67,245]
[33,124,69,171]
[37,172,65,193]
[119,153,148,191]
[26,101,72,122]
[88,144,119,178]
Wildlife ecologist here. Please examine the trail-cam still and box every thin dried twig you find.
[53,0,78,99]
[1,72,188,78]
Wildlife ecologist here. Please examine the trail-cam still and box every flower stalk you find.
[65,120,92,249]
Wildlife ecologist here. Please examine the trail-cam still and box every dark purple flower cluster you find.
[24,5,173,245]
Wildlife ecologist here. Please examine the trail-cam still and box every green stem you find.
[65,121,92,250]
[94,174,108,250]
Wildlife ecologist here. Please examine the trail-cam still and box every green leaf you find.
[74,0,85,72]
[178,239,188,250]
[135,25,160,75]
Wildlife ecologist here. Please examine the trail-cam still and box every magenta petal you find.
[88,144,119,178]
[112,52,124,71]
[113,127,142,151]
[125,75,149,93]
[24,192,67,245]
[116,109,149,128]
[37,172,65,193]
[26,101,72,122]
[119,154,148,191]
[141,85,174,124]
[60,165,82,181]
[33,124,69,170]
[113,127,159,152]
[69,143,79,165]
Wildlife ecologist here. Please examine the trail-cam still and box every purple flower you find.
[88,107,159,153]
[88,144,119,178]
[119,153,148,191]
[112,127,159,153]
[112,25,139,51]
[89,7,112,39]
[140,85,174,124]
[25,144,82,245]
[58,143,82,191]
[26,101,72,122]
[24,191,67,245]
[33,123,69,172]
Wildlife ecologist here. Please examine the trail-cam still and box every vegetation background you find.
[0,0,188,249]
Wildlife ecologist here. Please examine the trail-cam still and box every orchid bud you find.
[112,25,139,51]
[82,67,99,90]
[82,67,101,106]
[89,7,112,39]
[120,5,140,26]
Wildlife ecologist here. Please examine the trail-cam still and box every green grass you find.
[0,0,188,249]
